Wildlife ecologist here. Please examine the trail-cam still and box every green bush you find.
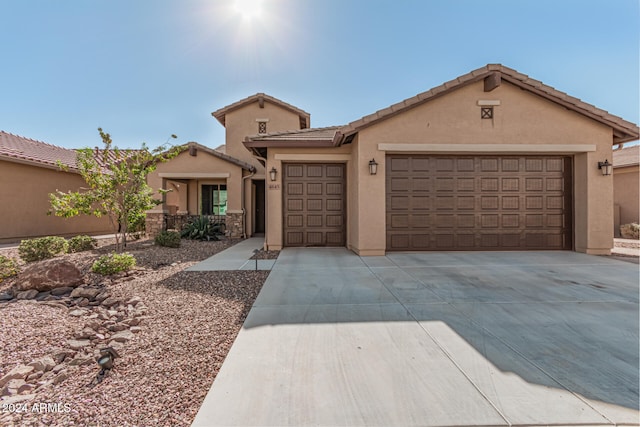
[91,252,136,275]
[181,216,224,241]
[67,235,98,253]
[0,255,18,281]
[154,230,181,248]
[18,236,69,262]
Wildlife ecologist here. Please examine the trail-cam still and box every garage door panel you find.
[283,163,345,247]
[386,155,572,251]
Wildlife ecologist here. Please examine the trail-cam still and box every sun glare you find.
[234,0,264,21]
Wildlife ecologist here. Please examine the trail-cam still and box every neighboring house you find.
[0,132,113,243]
[151,64,639,255]
[613,145,639,236]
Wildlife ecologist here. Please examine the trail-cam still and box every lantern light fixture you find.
[269,167,278,181]
[598,159,613,176]
[368,158,378,175]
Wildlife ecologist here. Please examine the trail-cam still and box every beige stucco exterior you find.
[0,160,112,243]
[614,164,640,231]
[260,80,620,255]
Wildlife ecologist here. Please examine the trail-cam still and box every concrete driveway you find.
[192,250,639,426]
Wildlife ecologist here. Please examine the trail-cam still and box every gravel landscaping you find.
[0,237,271,426]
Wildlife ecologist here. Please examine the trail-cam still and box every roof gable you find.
[212,93,311,129]
[340,64,639,145]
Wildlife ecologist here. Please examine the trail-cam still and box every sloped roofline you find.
[212,93,311,129]
[183,141,256,172]
[340,64,639,145]
[0,131,80,172]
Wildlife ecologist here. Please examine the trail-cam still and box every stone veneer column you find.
[225,210,244,239]
[145,210,166,238]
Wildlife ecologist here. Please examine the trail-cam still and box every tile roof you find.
[185,142,256,171]
[0,131,79,171]
[340,64,639,145]
[212,93,311,129]
[246,126,342,142]
[613,145,640,168]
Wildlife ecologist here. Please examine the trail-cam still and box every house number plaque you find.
[268,184,280,190]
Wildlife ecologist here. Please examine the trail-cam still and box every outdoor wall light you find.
[598,159,613,176]
[368,158,378,175]
[269,167,278,182]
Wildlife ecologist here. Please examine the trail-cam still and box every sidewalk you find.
[186,237,274,271]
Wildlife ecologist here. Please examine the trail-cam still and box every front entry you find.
[254,180,265,234]
[283,163,345,247]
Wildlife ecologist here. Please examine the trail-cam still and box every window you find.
[258,121,267,134]
[201,184,227,215]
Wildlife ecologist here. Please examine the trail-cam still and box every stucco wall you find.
[0,160,113,243]
[614,165,640,227]
[352,80,614,255]
[224,102,304,171]
[147,149,245,216]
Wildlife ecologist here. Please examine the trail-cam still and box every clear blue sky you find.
[1,0,638,149]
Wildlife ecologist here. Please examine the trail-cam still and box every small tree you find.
[49,128,181,252]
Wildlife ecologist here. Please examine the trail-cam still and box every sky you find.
[0,0,638,150]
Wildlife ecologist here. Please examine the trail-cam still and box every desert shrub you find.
[67,235,98,253]
[154,230,181,248]
[0,255,18,281]
[181,216,224,241]
[18,236,69,262]
[620,223,640,240]
[91,252,136,275]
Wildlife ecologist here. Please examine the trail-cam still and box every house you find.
[0,132,113,243]
[147,64,639,255]
[613,145,639,236]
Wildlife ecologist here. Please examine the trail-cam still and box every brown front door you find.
[283,163,345,247]
[386,155,572,251]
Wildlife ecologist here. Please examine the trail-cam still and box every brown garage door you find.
[386,155,572,251]
[283,163,345,247]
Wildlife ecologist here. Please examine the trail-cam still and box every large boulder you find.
[16,259,83,292]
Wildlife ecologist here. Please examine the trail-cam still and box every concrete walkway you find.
[192,249,639,427]
[186,237,275,271]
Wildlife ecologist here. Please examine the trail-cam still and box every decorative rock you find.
[40,301,67,310]
[0,292,13,301]
[76,298,89,307]
[17,383,35,394]
[75,327,96,340]
[34,292,51,301]
[52,350,75,364]
[70,286,101,300]
[26,371,43,382]
[129,326,143,334]
[52,371,69,385]
[110,330,134,342]
[68,356,93,366]
[126,296,142,306]
[0,365,34,388]
[52,364,66,374]
[67,339,91,350]
[1,379,26,396]
[16,290,39,300]
[28,356,55,373]
[107,310,118,317]
[51,287,74,296]
[16,259,83,292]
[95,333,106,340]
[108,324,128,332]
[101,297,120,307]
[123,318,140,326]
[106,340,124,351]
[68,309,87,317]
[94,291,110,302]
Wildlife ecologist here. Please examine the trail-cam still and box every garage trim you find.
[378,143,596,153]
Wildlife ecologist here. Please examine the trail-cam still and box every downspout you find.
[241,169,256,239]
